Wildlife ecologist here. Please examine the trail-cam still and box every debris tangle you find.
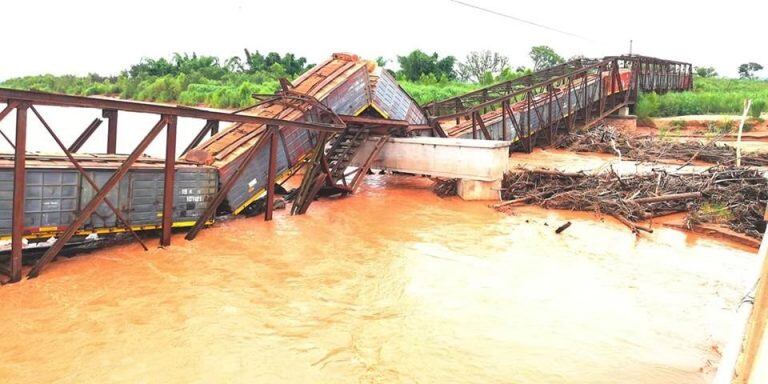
[555,124,768,166]
[433,178,458,197]
[496,168,768,239]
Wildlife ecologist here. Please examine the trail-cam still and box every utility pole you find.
[629,40,633,55]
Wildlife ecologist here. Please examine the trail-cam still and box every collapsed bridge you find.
[0,53,691,282]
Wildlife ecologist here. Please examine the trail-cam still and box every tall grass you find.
[399,81,479,105]
[637,77,768,118]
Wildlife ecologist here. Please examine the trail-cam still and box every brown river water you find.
[0,175,757,383]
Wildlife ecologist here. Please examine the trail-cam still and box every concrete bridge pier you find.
[605,106,637,131]
[351,137,511,201]
[456,179,503,200]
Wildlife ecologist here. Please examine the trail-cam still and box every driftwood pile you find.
[433,178,458,197]
[495,168,768,239]
[555,125,768,166]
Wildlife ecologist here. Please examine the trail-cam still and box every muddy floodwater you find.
[0,175,756,383]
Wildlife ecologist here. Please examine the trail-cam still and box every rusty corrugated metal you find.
[183,53,429,214]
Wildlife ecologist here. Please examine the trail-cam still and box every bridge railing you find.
[424,55,692,148]
[424,55,692,122]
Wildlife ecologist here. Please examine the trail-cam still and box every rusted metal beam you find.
[291,133,329,216]
[161,115,177,246]
[338,115,409,127]
[526,96,533,152]
[427,55,691,121]
[181,120,216,156]
[349,135,388,192]
[473,111,492,140]
[0,101,19,149]
[28,117,169,278]
[546,85,554,144]
[30,106,149,252]
[68,118,103,153]
[501,100,508,140]
[103,109,118,154]
[0,101,18,122]
[566,78,574,131]
[10,104,27,282]
[0,88,345,133]
[265,125,278,221]
[502,101,520,137]
[185,128,274,241]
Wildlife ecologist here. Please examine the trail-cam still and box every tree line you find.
[0,46,568,108]
[1,46,765,110]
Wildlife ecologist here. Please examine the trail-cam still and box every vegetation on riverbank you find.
[3,47,766,117]
[0,48,538,108]
[637,77,768,118]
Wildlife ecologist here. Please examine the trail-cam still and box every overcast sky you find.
[1,0,766,80]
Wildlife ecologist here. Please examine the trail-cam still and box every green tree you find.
[568,54,587,62]
[242,50,310,77]
[396,50,456,81]
[529,45,565,71]
[738,62,764,79]
[695,66,718,78]
[129,57,176,77]
[457,50,510,83]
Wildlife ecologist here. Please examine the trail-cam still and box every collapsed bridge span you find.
[0,53,691,281]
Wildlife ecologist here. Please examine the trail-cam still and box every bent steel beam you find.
[185,128,275,241]
[182,120,217,156]
[68,118,103,153]
[0,88,346,133]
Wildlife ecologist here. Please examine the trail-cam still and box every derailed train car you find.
[0,154,217,241]
[183,53,428,214]
[0,53,428,248]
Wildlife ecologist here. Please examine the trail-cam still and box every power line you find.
[448,0,592,41]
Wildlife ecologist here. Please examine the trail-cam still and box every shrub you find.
[751,99,766,118]
[709,118,734,134]
[669,119,687,130]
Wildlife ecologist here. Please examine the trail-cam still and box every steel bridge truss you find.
[0,55,692,282]
[425,55,693,149]
[0,88,346,282]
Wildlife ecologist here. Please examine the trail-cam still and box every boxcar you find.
[0,154,218,240]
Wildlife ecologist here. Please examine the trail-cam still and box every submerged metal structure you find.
[0,53,692,282]
[0,88,345,281]
[182,53,431,219]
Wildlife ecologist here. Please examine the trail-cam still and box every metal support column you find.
[265,125,278,221]
[161,115,177,247]
[501,101,508,141]
[103,109,118,154]
[10,104,27,282]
